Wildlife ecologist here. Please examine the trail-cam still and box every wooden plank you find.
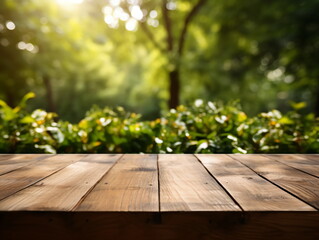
[160,212,319,240]
[230,154,319,209]
[1,211,318,240]
[0,154,15,161]
[196,154,314,211]
[298,154,319,162]
[265,154,319,178]
[79,154,121,164]
[159,154,240,211]
[76,154,159,212]
[0,154,51,176]
[0,155,121,211]
[0,154,86,201]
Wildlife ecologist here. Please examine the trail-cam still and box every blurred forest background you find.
[1,0,319,122]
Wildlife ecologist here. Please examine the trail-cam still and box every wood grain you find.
[79,154,121,164]
[230,154,319,209]
[159,154,240,211]
[264,154,319,178]
[196,154,314,211]
[0,154,318,240]
[0,154,85,201]
[0,154,51,176]
[1,211,318,240]
[0,155,120,211]
[76,154,159,211]
[0,154,15,161]
[298,154,319,161]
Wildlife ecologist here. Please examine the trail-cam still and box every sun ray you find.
[56,0,84,6]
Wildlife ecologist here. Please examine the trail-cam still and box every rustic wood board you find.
[76,154,159,211]
[159,154,241,211]
[0,154,16,161]
[0,154,318,240]
[0,154,51,176]
[0,155,121,211]
[230,154,319,209]
[298,154,319,161]
[0,154,86,201]
[0,211,318,240]
[264,154,319,178]
[196,154,314,211]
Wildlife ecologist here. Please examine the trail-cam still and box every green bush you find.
[0,93,318,153]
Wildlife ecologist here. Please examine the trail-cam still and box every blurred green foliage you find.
[1,93,318,154]
[1,0,319,121]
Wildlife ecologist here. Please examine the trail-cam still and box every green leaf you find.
[290,101,307,110]
[20,116,34,124]
[278,116,293,125]
[18,92,36,109]
[0,99,9,109]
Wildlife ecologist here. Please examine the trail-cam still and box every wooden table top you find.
[0,154,318,212]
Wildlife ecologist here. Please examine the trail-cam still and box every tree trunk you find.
[168,69,180,109]
[163,0,206,110]
[315,84,319,116]
[43,75,56,113]
[5,90,15,108]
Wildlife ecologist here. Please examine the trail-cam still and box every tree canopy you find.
[0,0,318,122]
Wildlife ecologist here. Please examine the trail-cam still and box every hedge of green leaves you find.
[1,93,318,153]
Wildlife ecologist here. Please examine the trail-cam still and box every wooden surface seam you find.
[0,154,318,212]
